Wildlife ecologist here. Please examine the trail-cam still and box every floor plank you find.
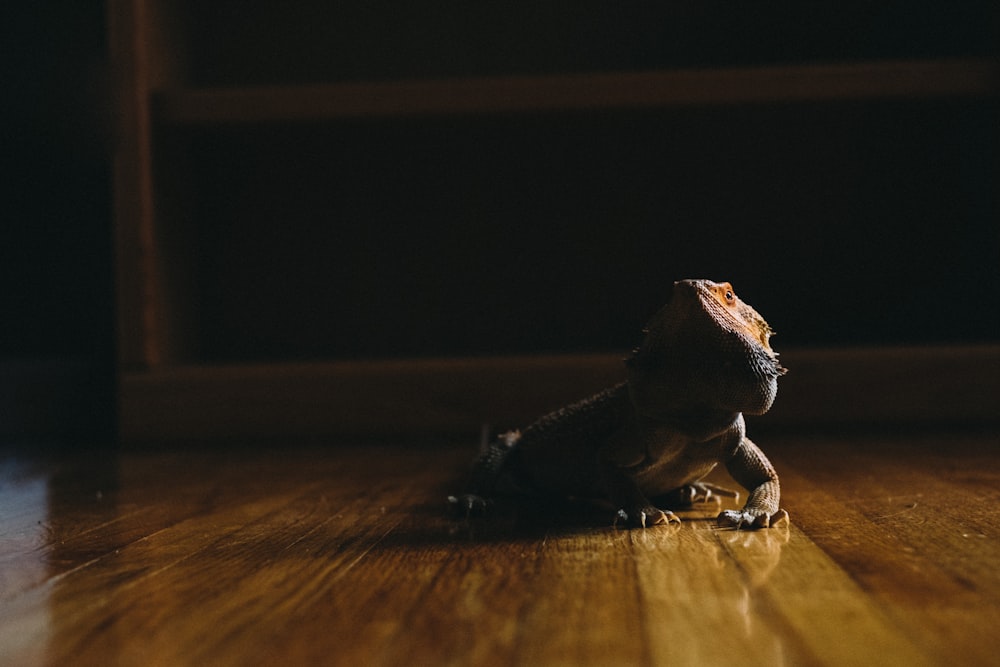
[0,433,997,666]
[773,434,1000,665]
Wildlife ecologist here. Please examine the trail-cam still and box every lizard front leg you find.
[602,462,681,529]
[718,437,788,530]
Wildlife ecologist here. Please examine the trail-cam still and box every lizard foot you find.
[660,482,740,509]
[717,508,789,530]
[447,493,491,518]
[614,506,681,529]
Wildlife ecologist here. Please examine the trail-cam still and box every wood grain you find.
[1,433,997,666]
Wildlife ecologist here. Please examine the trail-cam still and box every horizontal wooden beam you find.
[155,59,999,124]
[119,346,1000,441]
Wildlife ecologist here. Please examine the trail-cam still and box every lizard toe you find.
[447,493,491,518]
[616,506,680,529]
[660,482,741,509]
[717,508,789,530]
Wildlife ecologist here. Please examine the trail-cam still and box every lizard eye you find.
[724,290,734,302]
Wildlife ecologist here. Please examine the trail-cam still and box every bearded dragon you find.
[449,279,788,529]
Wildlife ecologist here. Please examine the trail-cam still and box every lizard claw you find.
[691,482,739,504]
[717,508,789,530]
[614,506,681,529]
[447,493,491,518]
[658,482,740,509]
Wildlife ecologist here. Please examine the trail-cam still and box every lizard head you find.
[626,279,786,420]
[697,281,777,353]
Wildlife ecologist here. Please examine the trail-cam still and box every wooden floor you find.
[0,431,997,666]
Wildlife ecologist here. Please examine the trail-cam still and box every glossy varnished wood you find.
[0,433,997,666]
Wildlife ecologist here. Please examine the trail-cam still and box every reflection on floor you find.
[0,432,997,665]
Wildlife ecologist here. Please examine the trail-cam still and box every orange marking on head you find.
[707,282,775,350]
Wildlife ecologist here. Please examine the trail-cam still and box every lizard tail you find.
[448,430,521,516]
[467,430,521,496]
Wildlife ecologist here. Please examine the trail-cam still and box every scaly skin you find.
[449,279,789,530]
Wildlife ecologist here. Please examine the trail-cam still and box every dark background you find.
[3,2,112,361]
[2,2,114,438]
[2,2,997,436]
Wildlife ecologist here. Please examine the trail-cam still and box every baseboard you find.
[117,346,1000,441]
